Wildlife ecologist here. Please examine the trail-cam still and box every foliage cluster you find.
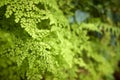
[0,0,120,80]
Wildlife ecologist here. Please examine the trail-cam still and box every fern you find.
[0,0,120,80]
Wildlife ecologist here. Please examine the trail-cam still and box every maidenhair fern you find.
[0,0,120,80]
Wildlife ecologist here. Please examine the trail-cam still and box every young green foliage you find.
[0,0,120,80]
